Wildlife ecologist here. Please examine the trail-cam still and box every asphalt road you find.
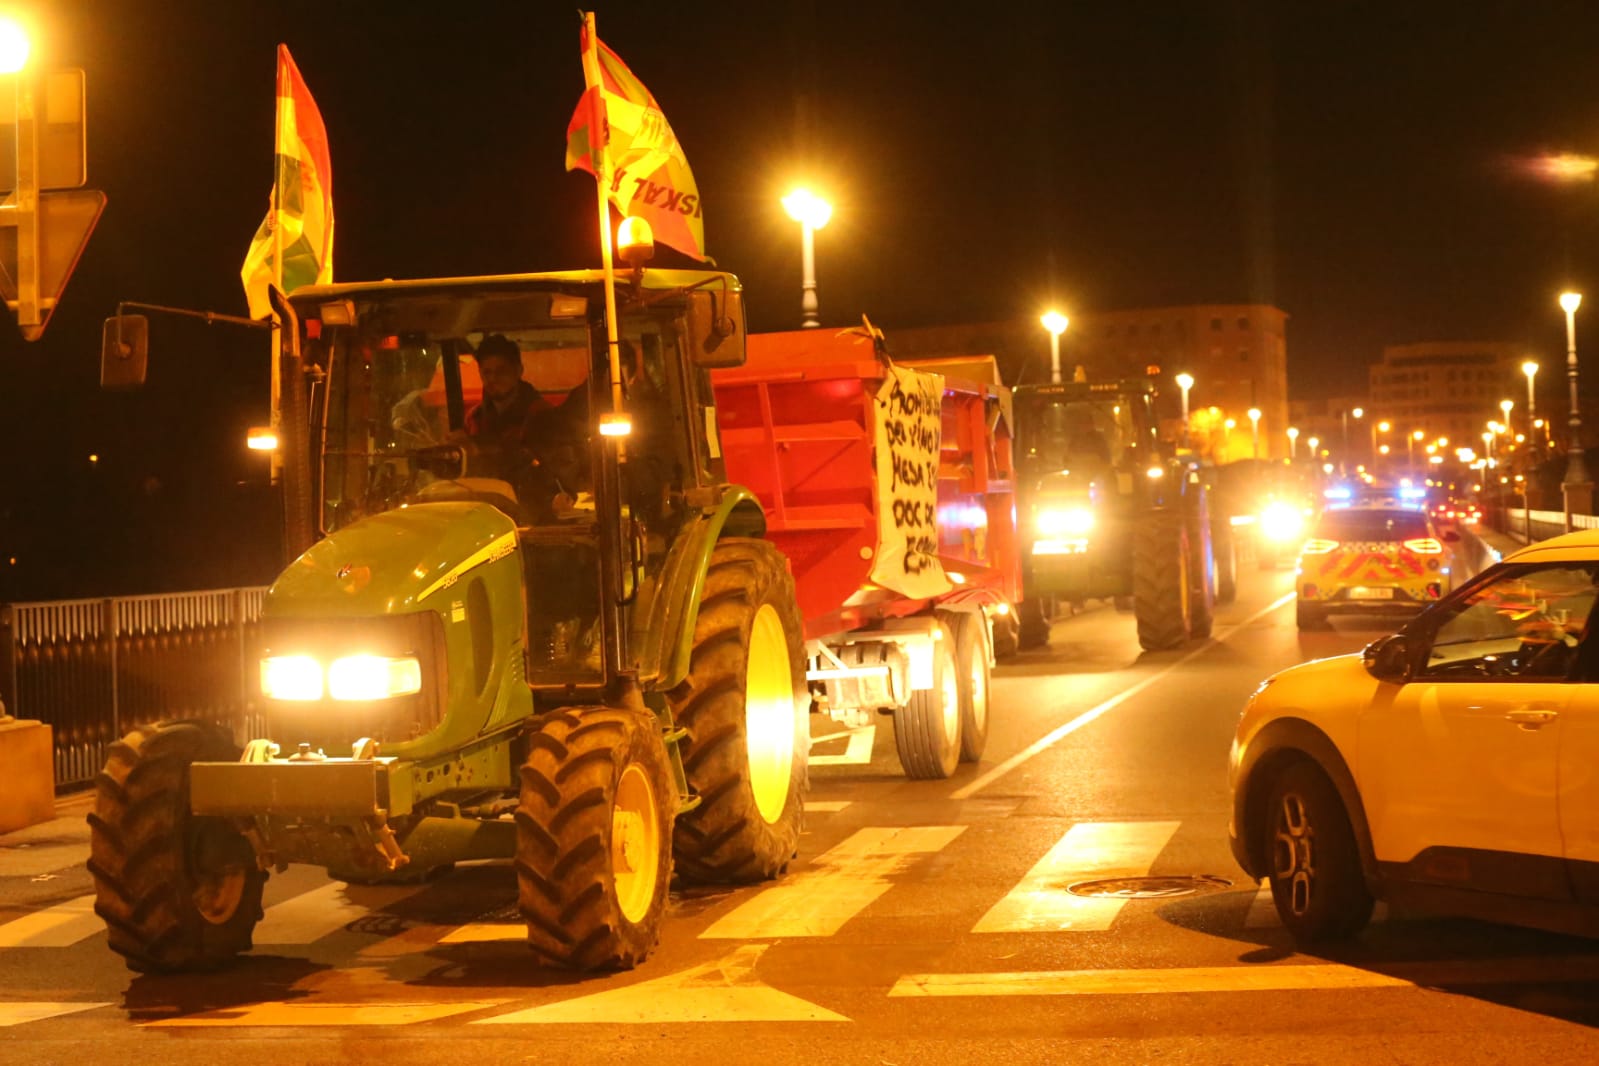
[3,555,1597,1065]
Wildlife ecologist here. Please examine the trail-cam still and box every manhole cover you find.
[1066,874,1233,899]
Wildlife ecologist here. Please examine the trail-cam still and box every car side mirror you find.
[1441,529,1461,543]
[1363,633,1415,683]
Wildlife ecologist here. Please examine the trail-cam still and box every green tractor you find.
[87,269,809,972]
[1012,375,1221,651]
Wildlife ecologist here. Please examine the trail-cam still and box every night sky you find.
[4,0,1599,600]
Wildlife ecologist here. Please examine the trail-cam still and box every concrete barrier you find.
[0,717,55,833]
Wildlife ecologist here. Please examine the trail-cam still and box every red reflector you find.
[1303,583,1320,598]
[1301,538,1339,554]
[1426,583,1443,599]
[1403,538,1443,554]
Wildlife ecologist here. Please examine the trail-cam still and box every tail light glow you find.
[1301,538,1340,554]
[1403,537,1444,554]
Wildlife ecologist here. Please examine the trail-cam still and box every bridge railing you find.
[0,587,269,789]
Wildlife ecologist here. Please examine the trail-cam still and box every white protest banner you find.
[870,364,951,599]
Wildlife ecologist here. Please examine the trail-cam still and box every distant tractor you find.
[1012,374,1218,651]
[88,268,810,973]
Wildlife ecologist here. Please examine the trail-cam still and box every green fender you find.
[634,486,768,692]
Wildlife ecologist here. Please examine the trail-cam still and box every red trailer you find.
[713,327,1020,779]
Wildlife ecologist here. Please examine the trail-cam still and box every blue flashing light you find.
[1399,486,1427,500]
[1324,485,1353,501]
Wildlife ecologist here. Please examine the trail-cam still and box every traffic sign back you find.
[0,69,87,192]
[0,187,107,339]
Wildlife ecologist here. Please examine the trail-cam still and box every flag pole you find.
[269,45,286,484]
[581,11,626,456]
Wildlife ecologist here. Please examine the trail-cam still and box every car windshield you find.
[1314,509,1429,542]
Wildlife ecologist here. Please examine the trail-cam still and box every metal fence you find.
[0,587,269,789]
[1491,506,1599,547]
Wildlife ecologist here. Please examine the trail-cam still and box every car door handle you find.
[1505,709,1559,728]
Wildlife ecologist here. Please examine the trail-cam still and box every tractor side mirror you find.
[100,315,149,389]
[687,287,745,368]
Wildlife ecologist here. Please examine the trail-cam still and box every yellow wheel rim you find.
[194,866,246,926]
[612,762,661,924]
[745,603,796,824]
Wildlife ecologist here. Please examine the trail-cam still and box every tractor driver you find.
[464,334,589,519]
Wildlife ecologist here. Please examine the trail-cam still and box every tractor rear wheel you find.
[87,721,265,974]
[668,538,809,884]
[1185,486,1217,640]
[894,619,963,779]
[515,706,673,970]
[1134,508,1192,651]
[1213,521,1238,604]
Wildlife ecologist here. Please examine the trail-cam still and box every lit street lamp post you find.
[1287,425,1299,460]
[1041,310,1068,384]
[1248,407,1262,459]
[1376,420,1390,468]
[1560,291,1590,528]
[782,189,832,328]
[1523,360,1539,451]
[1175,372,1194,425]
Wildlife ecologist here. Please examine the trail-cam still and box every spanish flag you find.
[565,18,705,261]
[241,45,334,320]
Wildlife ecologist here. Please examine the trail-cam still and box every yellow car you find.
[1230,531,1599,944]
[1295,506,1459,629]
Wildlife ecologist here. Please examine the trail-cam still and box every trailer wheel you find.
[1134,509,1192,651]
[668,538,808,884]
[989,608,1019,660]
[943,611,991,762]
[86,721,265,974]
[894,619,962,779]
[515,706,673,970]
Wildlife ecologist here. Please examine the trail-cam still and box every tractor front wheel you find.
[87,721,265,974]
[515,706,674,970]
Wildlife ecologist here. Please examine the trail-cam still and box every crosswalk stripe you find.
[0,1001,111,1027]
[809,726,876,766]
[701,825,966,939]
[973,821,1180,933]
[253,882,423,946]
[144,1000,510,1027]
[437,923,525,944]
[0,894,101,948]
[804,801,852,813]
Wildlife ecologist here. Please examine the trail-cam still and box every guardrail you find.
[1490,506,1599,547]
[0,588,269,789]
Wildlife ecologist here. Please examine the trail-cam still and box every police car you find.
[1295,501,1460,629]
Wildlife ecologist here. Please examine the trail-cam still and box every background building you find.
[885,304,1290,459]
[1368,341,1526,451]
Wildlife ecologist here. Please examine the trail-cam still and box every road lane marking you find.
[953,592,1295,800]
[804,800,853,813]
[437,922,525,944]
[253,882,424,946]
[145,1000,509,1027]
[0,1001,111,1027]
[479,944,849,1024]
[0,894,102,947]
[809,726,876,766]
[889,955,1599,997]
[700,825,966,939]
[974,821,1180,933]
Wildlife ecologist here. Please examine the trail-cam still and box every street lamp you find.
[1041,310,1069,384]
[1247,407,1262,458]
[0,15,29,73]
[1308,435,1320,458]
[1374,419,1390,465]
[1408,428,1425,467]
[1560,290,1589,526]
[1522,360,1539,446]
[1287,425,1299,460]
[782,189,832,328]
[1174,372,1194,425]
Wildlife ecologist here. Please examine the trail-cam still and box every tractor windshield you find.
[1016,396,1137,475]
[316,289,595,533]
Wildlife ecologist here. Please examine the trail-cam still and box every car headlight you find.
[1259,502,1305,543]
[1037,506,1094,537]
[260,654,422,701]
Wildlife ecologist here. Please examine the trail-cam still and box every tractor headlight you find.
[260,655,324,702]
[328,655,423,701]
[260,654,422,701]
[1036,506,1094,537]
[1259,502,1305,543]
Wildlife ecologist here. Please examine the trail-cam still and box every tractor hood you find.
[266,502,519,618]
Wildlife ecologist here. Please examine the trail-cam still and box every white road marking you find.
[809,726,876,766]
[253,882,423,946]
[700,825,966,939]
[437,923,525,944]
[0,1001,111,1027]
[480,944,849,1024]
[804,800,853,813]
[146,1000,509,1027]
[890,955,1599,997]
[953,593,1295,800]
[0,894,102,947]
[974,821,1180,933]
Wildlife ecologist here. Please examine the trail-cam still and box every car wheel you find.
[1295,601,1328,630]
[1263,762,1374,944]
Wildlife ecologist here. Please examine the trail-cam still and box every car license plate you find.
[1349,587,1394,601]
